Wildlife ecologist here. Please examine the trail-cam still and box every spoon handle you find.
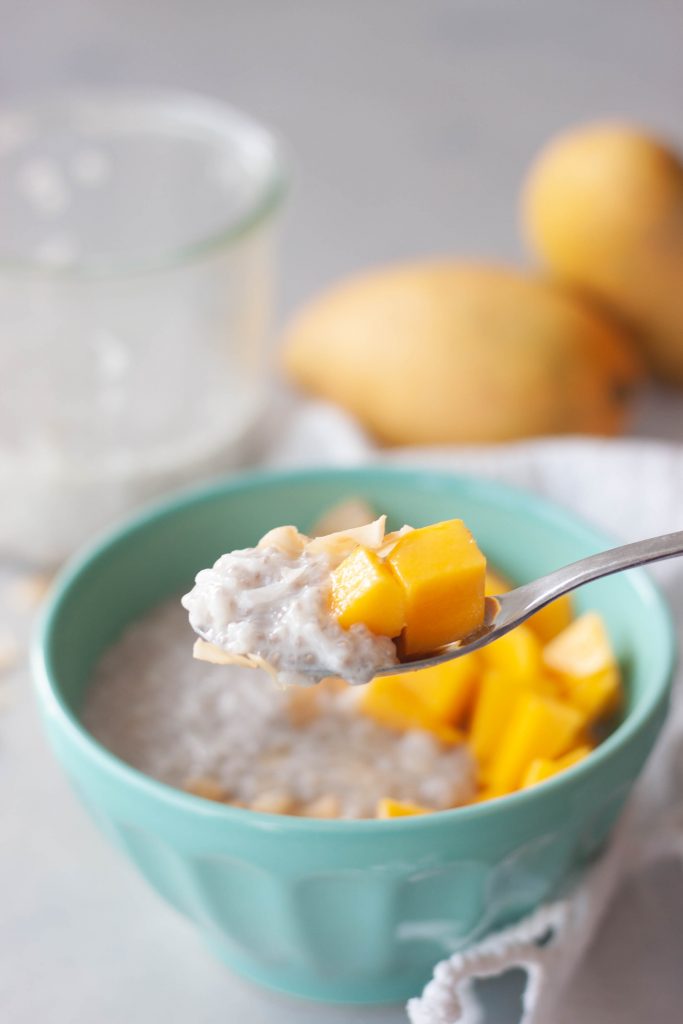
[497,529,683,628]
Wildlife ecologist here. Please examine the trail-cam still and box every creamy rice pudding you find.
[83,600,477,817]
[182,541,397,686]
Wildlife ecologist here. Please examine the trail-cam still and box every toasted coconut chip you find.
[257,525,309,557]
[376,524,414,558]
[302,794,341,819]
[310,498,377,538]
[184,776,228,802]
[242,566,309,607]
[250,790,294,814]
[193,640,316,689]
[286,685,320,727]
[306,515,387,565]
[318,676,351,695]
[192,638,278,678]
[305,534,360,566]
[193,638,245,665]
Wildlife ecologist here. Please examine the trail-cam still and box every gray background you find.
[7,0,682,435]
[3,2,683,1021]
[5,0,683,314]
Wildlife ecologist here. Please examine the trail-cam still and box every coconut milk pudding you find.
[182,540,397,687]
[182,515,488,685]
[83,600,477,818]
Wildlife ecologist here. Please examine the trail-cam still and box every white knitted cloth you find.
[269,402,683,1024]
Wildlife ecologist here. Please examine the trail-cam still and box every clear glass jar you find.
[0,89,286,564]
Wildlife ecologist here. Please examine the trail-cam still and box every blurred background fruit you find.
[283,261,643,445]
[523,122,683,384]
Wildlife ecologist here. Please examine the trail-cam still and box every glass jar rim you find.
[0,87,287,279]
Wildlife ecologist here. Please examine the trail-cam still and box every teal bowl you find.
[32,467,675,1004]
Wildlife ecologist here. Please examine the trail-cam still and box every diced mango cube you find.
[521,744,593,789]
[561,670,622,723]
[377,798,431,818]
[543,611,615,676]
[330,545,406,637]
[543,612,622,722]
[431,723,468,746]
[479,624,542,681]
[361,676,465,745]
[520,760,556,789]
[397,653,481,726]
[528,594,574,644]
[386,519,486,655]
[487,692,585,796]
[361,676,422,730]
[469,670,521,765]
[468,667,556,765]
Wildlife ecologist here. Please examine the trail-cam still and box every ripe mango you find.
[330,545,406,636]
[527,594,574,644]
[521,744,593,789]
[377,798,431,818]
[523,121,683,383]
[487,693,586,796]
[543,612,622,722]
[394,654,480,726]
[469,667,557,765]
[386,519,486,655]
[479,624,542,681]
[361,676,465,745]
[354,579,623,811]
[282,262,642,444]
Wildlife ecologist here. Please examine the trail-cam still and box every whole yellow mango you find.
[282,262,642,445]
[523,121,683,383]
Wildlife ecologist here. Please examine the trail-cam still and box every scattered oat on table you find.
[0,631,19,673]
[8,573,53,612]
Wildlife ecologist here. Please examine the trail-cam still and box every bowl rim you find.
[32,464,677,833]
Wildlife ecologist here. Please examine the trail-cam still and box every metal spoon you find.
[197,530,681,683]
[369,528,683,677]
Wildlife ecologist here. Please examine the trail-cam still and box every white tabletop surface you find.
[3,2,683,1021]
